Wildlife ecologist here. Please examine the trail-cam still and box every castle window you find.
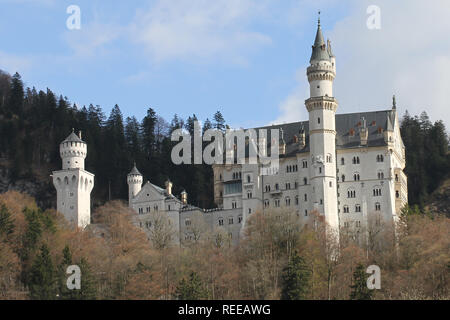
[265,185,271,192]
[305,210,308,217]
[185,219,191,226]
[232,201,237,209]
[275,183,279,191]
[329,181,333,188]
[341,157,345,165]
[320,199,323,205]
[286,182,291,190]
[304,177,308,185]
[396,190,400,198]
[373,187,382,197]
[378,171,384,179]
[154,205,158,211]
[355,204,361,212]
[356,221,361,228]
[304,194,308,202]
[247,191,253,199]
[229,217,234,225]
[347,188,356,198]
[285,197,291,206]
[238,215,243,223]
[218,218,224,226]
[302,160,308,168]
[342,175,346,182]
[326,154,332,163]
[264,200,270,208]
[295,196,299,205]
[352,156,360,164]
[395,174,399,182]
[146,207,150,213]
[319,167,322,174]
[247,175,251,183]
[375,203,381,211]
[354,173,360,181]
[274,199,280,207]
[377,154,384,162]
[318,117,321,124]
[138,208,143,214]
[343,205,349,213]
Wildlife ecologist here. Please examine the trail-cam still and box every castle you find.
[53,19,408,245]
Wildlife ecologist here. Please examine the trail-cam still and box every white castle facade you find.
[52,130,94,228]
[53,20,408,245]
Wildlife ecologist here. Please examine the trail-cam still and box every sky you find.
[0,0,449,129]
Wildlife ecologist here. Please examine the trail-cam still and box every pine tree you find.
[213,111,226,132]
[29,244,57,300]
[281,251,311,300]
[175,272,207,300]
[349,263,373,300]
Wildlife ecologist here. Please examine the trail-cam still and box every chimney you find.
[299,125,306,149]
[360,117,368,146]
[165,179,173,195]
[181,190,188,205]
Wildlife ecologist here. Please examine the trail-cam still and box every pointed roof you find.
[128,163,142,176]
[310,15,331,63]
[62,129,84,143]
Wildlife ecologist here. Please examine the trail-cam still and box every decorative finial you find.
[318,10,321,27]
[392,95,397,109]
[72,128,74,133]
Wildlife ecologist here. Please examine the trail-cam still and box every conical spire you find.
[310,12,331,63]
[128,162,142,176]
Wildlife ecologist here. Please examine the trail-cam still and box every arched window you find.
[343,205,349,213]
[341,157,345,165]
[347,188,356,198]
[285,197,291,206]
[218,217,224,226]
[375,203,381,211]
[355,204,361,212]
[378,171,384,179]
[396,190,400,198]
[247,191,252,199]
[304,177,308,185]
[295,196,299,205]
[326,154,332,163]
[377,154,384,162]
[247,175,251,183]
[304,194,308,202]
[373,187,382,197]
[354,173,360,181]
[342,175,346,182]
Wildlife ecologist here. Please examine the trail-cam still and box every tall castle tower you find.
[52,130,94,228]
[305,16,339,238]
[127,163,143,206]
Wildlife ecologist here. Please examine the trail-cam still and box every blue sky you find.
[1,0,449,128]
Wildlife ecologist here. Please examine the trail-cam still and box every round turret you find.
[60,129,87,170]
[127,163,143,201]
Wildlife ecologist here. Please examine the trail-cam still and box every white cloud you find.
[128,0,272,64]
[63,22,123,58]
[275,0,450,127]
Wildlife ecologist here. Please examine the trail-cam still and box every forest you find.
[0,70,449,300]
[0,70,449,211]
[0,191,448,300]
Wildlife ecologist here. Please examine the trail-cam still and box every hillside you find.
[425,175,450,217]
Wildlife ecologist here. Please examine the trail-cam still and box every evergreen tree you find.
[281,251,311,300]
[175,272,207,300]
[29,244,57,300]
[213,111,226,132]
[349,263,373,300]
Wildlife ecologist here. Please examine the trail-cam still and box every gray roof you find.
[310,24,331,62]
[62,131,84,143]
[244,109,396,158]
[128,164,142,176]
